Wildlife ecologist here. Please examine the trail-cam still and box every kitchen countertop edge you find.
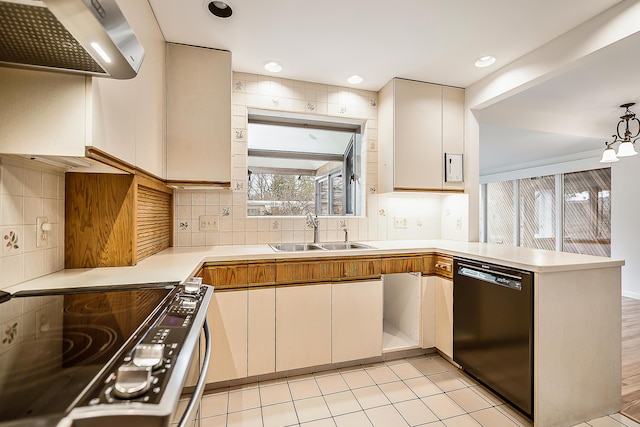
[3,240,624,294]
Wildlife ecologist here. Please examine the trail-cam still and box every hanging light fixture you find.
[600,103,640,163]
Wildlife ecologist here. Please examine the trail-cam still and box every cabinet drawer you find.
[201,262,248,289]
[275,258,334,284]
[248,261,276,286]
[381,254,424,274]
[333,257,382,281]
[435,255,453,279]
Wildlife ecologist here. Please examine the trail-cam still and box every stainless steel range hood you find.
[0,0,145,79]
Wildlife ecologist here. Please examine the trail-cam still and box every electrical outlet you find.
[394,217,408,229]
[36,217,49,248]
[456,217,462,230]
[199,215,219,231]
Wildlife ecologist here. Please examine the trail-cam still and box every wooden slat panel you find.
[248,261,276,286]
[381,254,424,274]
[136,183,172,262]
[332,257,382,281]
[275,258,334,285]
[65,173,135,268]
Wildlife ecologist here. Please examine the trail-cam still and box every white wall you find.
[612,157,640,298]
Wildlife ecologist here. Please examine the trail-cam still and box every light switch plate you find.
[445,153,464,183]
[199,215,219,231]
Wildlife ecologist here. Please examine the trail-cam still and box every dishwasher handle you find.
[178,317,212,427]
[457,265,522,291]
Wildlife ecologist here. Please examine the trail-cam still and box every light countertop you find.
[3,240,624,294]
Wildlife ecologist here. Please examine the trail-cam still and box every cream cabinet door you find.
[248,287,276,376]
[393,79,443,191]
[331,280,383,363]
[442,86,465,191]
[421,276,437,348]
[435,277,453,358]
[166,43,232,183]
[206,290,247,382]
[276,284,331,372]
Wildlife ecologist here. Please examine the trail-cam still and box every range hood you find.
[0,0,145,79]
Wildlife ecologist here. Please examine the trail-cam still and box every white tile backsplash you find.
[0,157,65,289]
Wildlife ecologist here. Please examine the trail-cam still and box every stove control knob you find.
[113,365,152,399]
[133,343,165,370]
[180,298,197,310]
[184,277,202,294]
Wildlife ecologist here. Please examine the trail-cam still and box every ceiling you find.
[148,0,638,174]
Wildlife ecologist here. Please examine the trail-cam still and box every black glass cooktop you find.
[0,284,176,423]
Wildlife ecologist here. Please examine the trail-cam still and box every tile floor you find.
[176,354,639,427]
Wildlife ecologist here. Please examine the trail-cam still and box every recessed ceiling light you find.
[347,75,364,85]
[475,55,496,68]
[264,61,282,73]
[207,1,233,18]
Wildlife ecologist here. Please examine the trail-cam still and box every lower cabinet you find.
[207,290,248,383]
[248,287,276,376]
[276,284,332,372]
[434,277,453,359]
[331,280,383,363]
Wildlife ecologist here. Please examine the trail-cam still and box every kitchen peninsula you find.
[2,240,623,427]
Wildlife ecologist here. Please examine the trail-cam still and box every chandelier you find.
[600,103,640,163]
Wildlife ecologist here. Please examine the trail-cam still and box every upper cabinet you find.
[0,0,166,177]
[165,44,232,185]
[378,78,465,192]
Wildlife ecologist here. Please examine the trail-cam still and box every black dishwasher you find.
[453,258,533,419]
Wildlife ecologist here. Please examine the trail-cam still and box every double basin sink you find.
[270,242,375,252]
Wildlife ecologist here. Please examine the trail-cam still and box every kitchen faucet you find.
[306,213,319,243]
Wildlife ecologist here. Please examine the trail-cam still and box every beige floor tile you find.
[571,424,591,427]
[365,365,401,384]
[409,357,450,375]
[404,376,444,398]
[294,396,332,423]
[442,414,483,426]
[365,404,410,427]
[378,380,418,403]
[469,385,504,406]
[429,356,456,371]
[584,416,628,427]
[288,373,316,382]
[611,413,640,427]
[289,378,323,400]
[324,390,363,416]
[422,394,466,420]
[388,362,424,380]
[201,391,229,417]
[260,382,293,406]
[494,404,532,427]
[226,407,263,427]
[449,370,478,387]
[262,401,299,427]
[334,410,373,427]
[341,369,376,389]
[447,388,492,413]
[301,418,337,427]
[423,422,447,426]
[469,407,518,427]
[316,374,350,395]
[228,387,261,413]
[201,414,227,427]
[314,369,340,378]
[427,372,467,392]
[352,385,392,409]
[394,398,439,426]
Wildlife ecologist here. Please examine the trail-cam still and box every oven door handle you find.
[178,317,211,427]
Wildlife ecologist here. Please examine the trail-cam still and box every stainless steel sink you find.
[269,243,324,252]
[269,242,374,252]
[318,242,373,250]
